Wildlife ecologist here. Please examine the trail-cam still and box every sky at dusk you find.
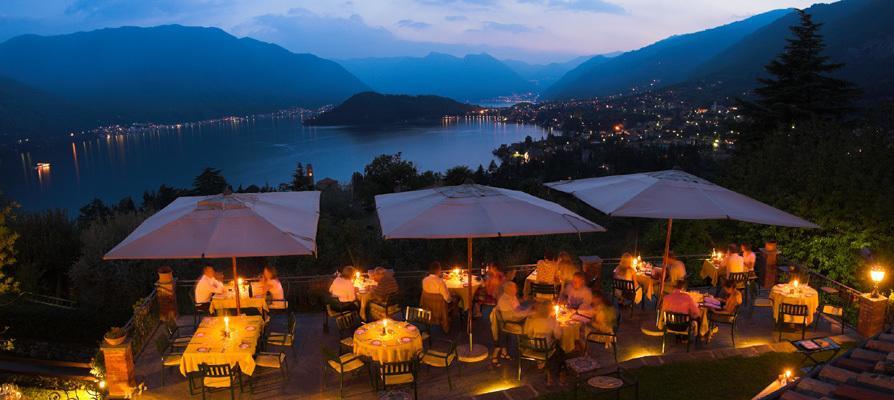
[1,0,829,63]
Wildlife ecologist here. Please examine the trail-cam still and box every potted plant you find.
[104,327,127,346]
[157,266,173,284]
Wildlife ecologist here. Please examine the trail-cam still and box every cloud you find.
[396,19,431,30]
[519,0,625,15]
[474,21,537,34]
[444,15,468,21]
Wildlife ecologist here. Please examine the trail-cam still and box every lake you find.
[1,117,546,212]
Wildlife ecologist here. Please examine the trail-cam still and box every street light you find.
[870,265,886,298]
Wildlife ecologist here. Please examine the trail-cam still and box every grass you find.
[539,345,852,400]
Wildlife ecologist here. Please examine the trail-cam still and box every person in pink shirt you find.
[661,280,700,319]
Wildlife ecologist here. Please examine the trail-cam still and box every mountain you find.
[0,76,99,139]
[307,92,479,126]
[691,0,894,98]
[338,53,533,102]
[502,56,592,88]
[0,25,369,135]
[544,8,793,100]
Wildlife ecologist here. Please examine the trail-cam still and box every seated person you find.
[559,272,593,310]
[534,250,558,285]
[741,243,756,272]
[661,280,700,320]
[195,265,225,306]
[491,281,531,367]
[475,262,505,317]
[260,265,286,309]
[328,266,358,312]
[420,261,454,332]
[724,243,745,278]
[612,253,640,302]
[665,251,687,286]
[708,280,743,340]
[369,267,399,304]
[523,302,564,386]
[587,291,617,334]
[555,251,580,285]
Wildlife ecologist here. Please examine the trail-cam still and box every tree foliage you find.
[192,167,228,195]
[0,202,19,294]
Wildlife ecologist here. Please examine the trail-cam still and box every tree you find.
[290,162,309,191]
[0,202,19,294]
[78,198,111,227]
[444,166,474,186]
[193,168,228,195]
[11,209,79,296]
[737,9,859,149]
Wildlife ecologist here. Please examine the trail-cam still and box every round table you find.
[555,309,584,353]
[699,260,724,286]
[353,320,424,363]
[770,283,819,325]
[442,274,482,311]
[354,278,378,321]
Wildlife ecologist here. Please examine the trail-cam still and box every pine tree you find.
[737,9,859,148]
[193,168,228,195]
[290,162,308,191]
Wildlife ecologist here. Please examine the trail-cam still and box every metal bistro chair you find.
[266,312,298,355]
[777,303,810,341]
[154,336,183,387]
[164,318,194,349]
[494,309,525,353]
[192,294,212,329]
[335,311,363,354]
[661,311,694,354]
[726,272,751,306]
[404,307,432,348]
[324,301,349,334]
[369,294,403,321]
[612,278,642,320]
[708,305,740,347]
[815,287,846,335]
[530,282,560,301]
[198,363,243,400]
[585,328,619,365]
[375,358,419,400]
[322,346,370,400]
[420,336,461,390]
[517,335,556,381]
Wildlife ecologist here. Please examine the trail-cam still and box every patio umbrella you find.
[375,183,605,362]
[545,169,818,309]
[104,191,320,313]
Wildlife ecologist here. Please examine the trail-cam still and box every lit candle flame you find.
[784,370,792,381]
[554,304,560,318]
[792,279,799,288]
[224,316,229,332]
[237,278,243,286]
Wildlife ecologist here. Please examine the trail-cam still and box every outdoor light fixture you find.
[870,265,886,298]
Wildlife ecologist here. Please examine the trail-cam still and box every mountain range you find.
[307,92,479,126]
[338,53,534,102]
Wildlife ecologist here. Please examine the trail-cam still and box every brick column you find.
[156,270,178,323]
[101,339,135,399]
[760,243,779,289]
[857,293,887,338]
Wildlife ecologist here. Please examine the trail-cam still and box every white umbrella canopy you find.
[375,183,605,362]
[104,191,321,260]
[376,183,606,239]
[545,169,818,228]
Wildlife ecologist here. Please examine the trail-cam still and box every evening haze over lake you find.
[3,118,546,211]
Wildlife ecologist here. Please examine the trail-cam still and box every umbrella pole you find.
[457,237,488,363]
[232,256,241,315]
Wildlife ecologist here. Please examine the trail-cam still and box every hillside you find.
[307,92,479,126]
[0,25,369,136]
[502,56,592,88]
[0,76,97,139]
[544,9,793,100]
[691,0,894,98]
[339,53,533,102]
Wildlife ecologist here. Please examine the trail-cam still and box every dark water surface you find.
[2,118,546,211]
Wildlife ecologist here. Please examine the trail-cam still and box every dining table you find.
[210,285,269,315]
[354,276,378,321]
[554,306,586,353]
[770,283,819,324]
[179,315,265,386]
[699,259,724,287]
[442,272,482,311]
[352,319,424,363]
[657,291,716,336]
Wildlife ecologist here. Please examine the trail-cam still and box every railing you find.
[802,267,863,329]
[121,288,160,357]
[21,292,77,310]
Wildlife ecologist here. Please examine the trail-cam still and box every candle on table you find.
[224,316,230,333]
[792,279,799,288]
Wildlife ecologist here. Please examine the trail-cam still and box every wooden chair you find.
[266,312,297,355]
[321,346,369,400]
[198,363,243,400]
[335,311,363,354]
[153,336,183,387]
[420,336,460,390]
[777,303,809,341]
[661,311,694,354]
[530,282,560,301]
[708,305,740,347]
[375,358,419,400]
[369,294,402,321]
[254,351,288,381]
[612,278,642,320]
[517,335,556,381]
[494,309,525,351]
[404,307,432,347]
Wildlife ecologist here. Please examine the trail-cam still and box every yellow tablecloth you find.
[700,260,723,286]
[555,310,584,353]
[210,295,268,315]
[355,278,378,321]
[770,284,818,325]
[443,274,482,312]
[634,273,655,304]
[179,316,264,384]
[353,320,423,363]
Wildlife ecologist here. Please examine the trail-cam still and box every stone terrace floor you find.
[132,289,858,400]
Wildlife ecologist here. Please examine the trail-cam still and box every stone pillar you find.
[101,339,135,399]
[760,242,779,289]
[156,267,178,323]
[857,293,887,338]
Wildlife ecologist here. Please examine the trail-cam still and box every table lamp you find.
[870,265,886,298]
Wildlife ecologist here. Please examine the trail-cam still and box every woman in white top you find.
[724,244,745,278]
[741,243,756,272]
[328,266,358,312]
[260,266,286,309]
